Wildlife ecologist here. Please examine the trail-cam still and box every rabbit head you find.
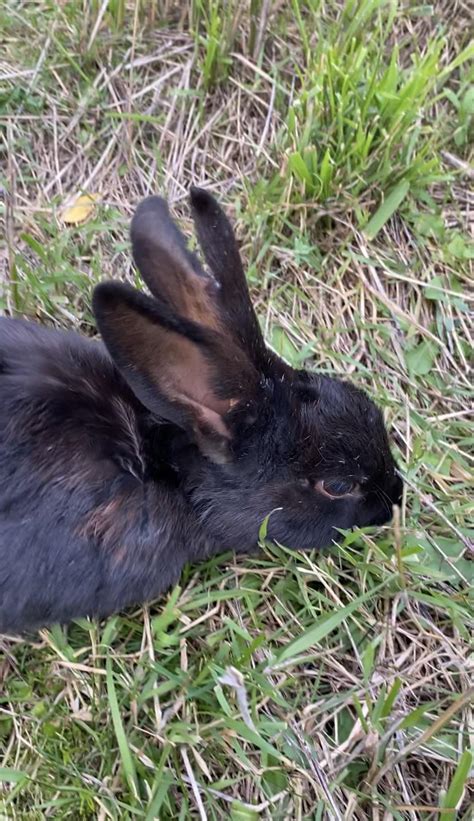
[93,188,402,553]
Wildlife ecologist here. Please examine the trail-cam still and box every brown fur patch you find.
[167,271,221,331]
[80,496,134,547]
[118,308,235,418]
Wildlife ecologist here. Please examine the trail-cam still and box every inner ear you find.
[130,195,222,332]
[93,282,259,462]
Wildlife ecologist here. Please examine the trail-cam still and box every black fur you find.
[0,190,402,633]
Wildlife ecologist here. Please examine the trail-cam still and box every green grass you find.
[0,0,473,818]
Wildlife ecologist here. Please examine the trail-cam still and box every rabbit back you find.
[0,317,207,632]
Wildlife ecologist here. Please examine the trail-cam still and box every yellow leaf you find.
[61,193,99,225]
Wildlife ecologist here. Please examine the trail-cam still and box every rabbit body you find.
[0,189,402,633]
[0,318,210,632]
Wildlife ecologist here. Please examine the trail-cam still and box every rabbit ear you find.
[130,196,223,333]
[93,282,260,463]
[189,187,267,363]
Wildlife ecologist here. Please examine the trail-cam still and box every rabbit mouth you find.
[355,474,403,529]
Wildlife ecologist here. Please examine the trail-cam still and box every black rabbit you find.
[0,188,402,633]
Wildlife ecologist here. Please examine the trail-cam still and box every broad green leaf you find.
[364,180,410,239]
[270,326,300,366]
[288,151,313,187]
[320,147,333,195]
[405,339,438,376]
[230,801,260,820]
[414,212,445,238]
[403,535,472,585]
[424,275,446,301]
[0,767,28,784]
[460,87,474,117]
[447,233,474,260]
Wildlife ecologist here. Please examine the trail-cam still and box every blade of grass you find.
[440,750,473,821]
[0,768,29,785]
[275,576,395,663]
[364,180,410,239]
[106,656,140,801]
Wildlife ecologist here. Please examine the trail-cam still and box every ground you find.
[0,1,473,819]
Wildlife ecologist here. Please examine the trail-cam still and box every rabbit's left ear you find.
[189,187,268,363]
[130,193,288,378]
[93,282,261,463]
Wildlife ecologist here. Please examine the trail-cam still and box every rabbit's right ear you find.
[93,282,261,463]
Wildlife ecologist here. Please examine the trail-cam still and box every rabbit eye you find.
[317,478,358,498]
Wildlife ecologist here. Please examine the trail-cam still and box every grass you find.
[0,0,473,818]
